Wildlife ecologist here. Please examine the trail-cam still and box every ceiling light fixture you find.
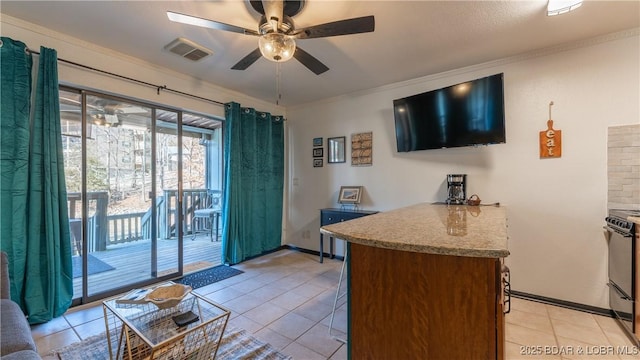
[547,0,583,16]
[91,113,120,127]
[258,33,296,62]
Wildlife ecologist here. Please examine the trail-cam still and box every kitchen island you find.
[320,203,509,360]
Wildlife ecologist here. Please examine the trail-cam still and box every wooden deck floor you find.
[73,234,222,298]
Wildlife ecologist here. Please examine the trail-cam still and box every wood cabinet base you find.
[349,243,504,359]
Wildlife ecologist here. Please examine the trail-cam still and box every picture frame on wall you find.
[338,186,363,204]
[327,136,346,163]
[313,159,323,167]
[313,137,323,147]
[313,148,323,158]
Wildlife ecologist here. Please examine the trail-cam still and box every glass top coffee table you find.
[102,285,230,360]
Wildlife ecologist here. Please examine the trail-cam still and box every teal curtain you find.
[1,38,73,324]
[221,102,284,264]
[0,38,32,309]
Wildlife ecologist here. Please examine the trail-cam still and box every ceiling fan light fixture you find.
[259,33,296,62]
[547,0,583,16]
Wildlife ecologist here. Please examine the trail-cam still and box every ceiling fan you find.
[167,0,375,75]
[59,96,149,127]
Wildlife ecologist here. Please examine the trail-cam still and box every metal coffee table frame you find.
[103,290,230,360]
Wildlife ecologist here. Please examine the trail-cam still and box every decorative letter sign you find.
[540,119,562,158]
[540,102,562,158]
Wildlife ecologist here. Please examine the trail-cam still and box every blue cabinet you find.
[319,208,377,263]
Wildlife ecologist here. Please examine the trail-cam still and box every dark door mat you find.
[175,265,243,289]
[72,254,115,278]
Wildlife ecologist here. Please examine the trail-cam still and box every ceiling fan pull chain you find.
[276,62,282,106]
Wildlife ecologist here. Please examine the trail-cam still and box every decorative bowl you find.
[144,284,192,309]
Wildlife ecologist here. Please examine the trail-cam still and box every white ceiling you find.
[1,1,638,107]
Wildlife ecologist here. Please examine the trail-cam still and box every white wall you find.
[286,30,640,308]
[1,15,284,118]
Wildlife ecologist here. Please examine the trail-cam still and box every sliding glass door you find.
[180,125,222,272]
[60,89,83,298]
[81,93,159,296]
[60,87,223,303]
[155,111,181,277]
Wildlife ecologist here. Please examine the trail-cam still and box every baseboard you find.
[284,247,611,317]
[240,245,290,263]
[284,244,345,261]
[510,290,614,318]
[284,247,612,317]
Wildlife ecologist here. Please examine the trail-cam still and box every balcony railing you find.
[160,189,210,239]
[67,189,215,253]
[108,212,146,245]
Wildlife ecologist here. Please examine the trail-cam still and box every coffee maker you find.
[446,174,467,205]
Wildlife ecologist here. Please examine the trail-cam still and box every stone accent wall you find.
[608,124,640,209]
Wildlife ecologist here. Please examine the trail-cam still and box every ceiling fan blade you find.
[231,48,263,70]
[116,106,149,114]
[292,15,375,39]
[167,11,259,36]
[261,0,284,32]
[293,47,329,75]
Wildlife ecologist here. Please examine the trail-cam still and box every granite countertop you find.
[629,216,640,225]
[320,202,509,258]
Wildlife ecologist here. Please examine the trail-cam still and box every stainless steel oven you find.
[606,209,638,339]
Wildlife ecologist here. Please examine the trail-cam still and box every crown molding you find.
[0,13,285,114]
[290,27,639,110]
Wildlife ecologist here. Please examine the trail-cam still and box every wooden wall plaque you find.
[540,119,562,158]
[351,132,372,166]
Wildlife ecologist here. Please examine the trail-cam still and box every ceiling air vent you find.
[164,38,212,61]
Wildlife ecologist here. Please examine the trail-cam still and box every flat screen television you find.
[393,73,505,152]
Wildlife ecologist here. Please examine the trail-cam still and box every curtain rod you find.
[27,49,225,107]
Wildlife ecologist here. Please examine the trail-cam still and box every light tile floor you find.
[33,249,639,359]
